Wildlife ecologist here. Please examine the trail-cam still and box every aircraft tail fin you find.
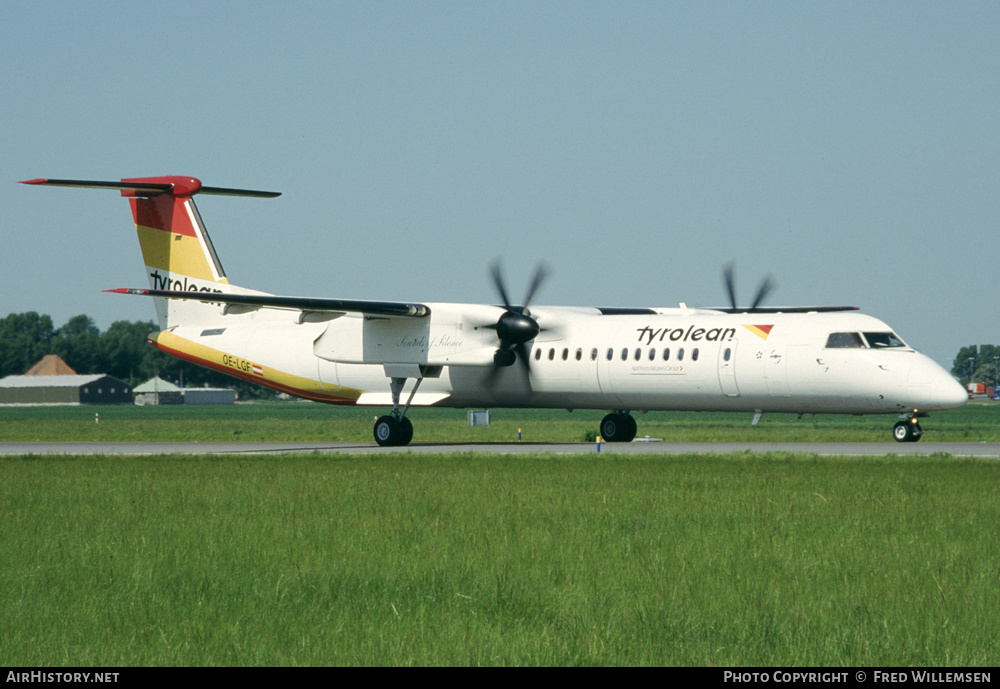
[20,176,280,329]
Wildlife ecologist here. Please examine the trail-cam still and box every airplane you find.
[20,175,968,446]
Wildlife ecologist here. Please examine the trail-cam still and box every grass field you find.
[0,400,997,443]
[2,451,999,666]
[1,403,998,666]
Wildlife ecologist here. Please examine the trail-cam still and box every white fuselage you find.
[160,304,967,416]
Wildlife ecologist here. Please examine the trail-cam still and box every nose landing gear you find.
[892,418,923,442]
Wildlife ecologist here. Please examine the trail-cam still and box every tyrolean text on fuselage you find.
[636,325,736,345]
[149,270,223,294]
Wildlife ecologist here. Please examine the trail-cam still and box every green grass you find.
[2,452,998,666]
[0,400,997,442]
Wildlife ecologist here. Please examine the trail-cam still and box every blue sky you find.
[3,1,998,368]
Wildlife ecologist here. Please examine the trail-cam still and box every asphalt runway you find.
[2,440,1000,457]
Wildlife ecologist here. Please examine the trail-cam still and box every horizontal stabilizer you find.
[105,288,431,319]
[21,177,280,198]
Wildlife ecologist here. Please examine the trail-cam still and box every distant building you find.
[133,377,235,405]
[182,387,236,405]
[25,354,77,376]
[133,377,183,405]
[0,374,132,405]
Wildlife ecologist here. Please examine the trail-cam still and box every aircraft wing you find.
[705,305,859,314]
[105,288,430,319]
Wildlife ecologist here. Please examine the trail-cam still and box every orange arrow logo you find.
[742,324,774,340]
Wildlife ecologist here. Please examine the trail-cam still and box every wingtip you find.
[103,288,149,295]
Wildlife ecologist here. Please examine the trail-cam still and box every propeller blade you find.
[489,260,514,312]
[521,262,550,311]
[750,275,776,310]
[485,343,534,392]
[723,262,737,311]
[721,261,777,312]
[486,356,503,388]
[486,258,548,380]
[514,342,533,376]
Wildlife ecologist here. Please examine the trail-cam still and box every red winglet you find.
[121,176,201,197]
[103,288,150,295]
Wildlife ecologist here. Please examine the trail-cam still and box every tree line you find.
[3,310,995,394]
[0,312,274,399]
[952,345,1000,388]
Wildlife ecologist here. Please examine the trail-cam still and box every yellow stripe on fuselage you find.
[148,330,361,404]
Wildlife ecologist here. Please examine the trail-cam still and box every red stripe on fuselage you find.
[149,338,355,405]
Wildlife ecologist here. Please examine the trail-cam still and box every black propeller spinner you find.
[488,260,548,373]
[722,262,776,313]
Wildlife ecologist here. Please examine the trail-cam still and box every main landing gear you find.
[600,411,638,443]
[374,414,413,446]
[893,417,923,443]
[373,375,421,447]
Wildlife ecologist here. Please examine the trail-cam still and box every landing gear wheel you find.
[892,420,922,443]
[600,414,621,442]
[624,414,637,442]
[374,415,399,446]
[397,416,414,446]
[374,415,415,447]
[600,412,638,443]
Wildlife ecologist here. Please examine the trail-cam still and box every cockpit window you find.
[825,332,865,348]
[826,331,908,349]
[863,332,906,348]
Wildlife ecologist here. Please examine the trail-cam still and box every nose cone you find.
[907,356,968,411]
[935,373,970,410]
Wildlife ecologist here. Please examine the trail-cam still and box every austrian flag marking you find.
[220,353,263,377]
[742,324,774,340]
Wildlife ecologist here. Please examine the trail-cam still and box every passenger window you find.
[648,348,655,361]
[692,348,699,361]
[662,348,670,361]
[724,348,732,362]
[562,348,569,361]
[621,348,628,361]
[576,348,583,361]
[634,348,641,361]
[607,348,614,361]
[677,348,684,361]
[535,348,542,361]
[591,348,598,361]
[826,332,865,348]
[548,348,555,361]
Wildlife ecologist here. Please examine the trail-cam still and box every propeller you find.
[487,259,549,376]
[722,262,776,313]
